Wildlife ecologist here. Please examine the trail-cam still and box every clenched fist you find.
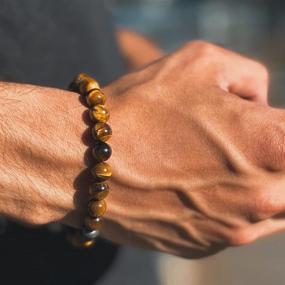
[102,41,285,258]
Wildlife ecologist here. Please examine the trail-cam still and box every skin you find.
[0,40,285,259]
[116,29,164,69]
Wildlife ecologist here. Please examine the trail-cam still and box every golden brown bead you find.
[82,239,95,247]
[91,162,112,180]
[89,182,109,200]
[89,105,110,123]
[69,73,100,95]
[74,73,91,84]
[92,123,112,142]
[88,199,107,217]
[81,80,100,95]
[84,216,103,230]
[87,89,106,106]
[72,73,100,95]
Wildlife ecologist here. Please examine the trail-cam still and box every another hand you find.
[116,28,164,69]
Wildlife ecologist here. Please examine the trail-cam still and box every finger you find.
[251,218,285,242]
[116,29,165,69]
[217,47,269,105]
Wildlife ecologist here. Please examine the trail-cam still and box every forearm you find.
[0,82,85,225]
[0,28,164,224]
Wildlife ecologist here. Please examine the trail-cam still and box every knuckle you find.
[184,40,208,49]
[183,40,217,58]
[250,198,273,222]
[248,185,281,222]
[227,227,256,246]
[255,62,269,82]
[179,40,220,75]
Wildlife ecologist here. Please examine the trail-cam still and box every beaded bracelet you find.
[68,73,112,248]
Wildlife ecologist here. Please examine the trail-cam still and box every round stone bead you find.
[82,228,100,239]
[91,162,112,180]
[92,123,112,142]
[92,141,112,162]
[75,73,100,95]
[88,199,107,217]
[84,216,103,230]
[89,105,110,123]
[86,89,106,106]
[68,231,95,248]
[73,73,91,84]
[81,80,100,95]
[89,183,109,200]
[81,239,95,248]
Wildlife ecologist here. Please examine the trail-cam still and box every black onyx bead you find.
[92,141,112,162]
[82,228,100,240]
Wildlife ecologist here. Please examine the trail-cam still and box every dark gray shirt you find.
[0,0,125,86]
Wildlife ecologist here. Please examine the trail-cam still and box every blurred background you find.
[96,0,285,284]
[110,0,285,107]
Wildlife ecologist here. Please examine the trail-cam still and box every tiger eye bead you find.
[89,105,110,123]
[91,162,112,180]
[88,199,107,217]
[89,183,109,200]
[92,123,112,142]
[76,73,100,95]
[84,216,103,230]
[86,89,106,106]
[92,141,112,162]
[75,73,92,84]
[82,81,100,95]
[82,239,95,248]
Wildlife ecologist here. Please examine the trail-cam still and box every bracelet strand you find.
[68,73,112,248]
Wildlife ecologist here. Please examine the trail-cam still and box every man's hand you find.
[102,41,285,258]
[0,40,283,260]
